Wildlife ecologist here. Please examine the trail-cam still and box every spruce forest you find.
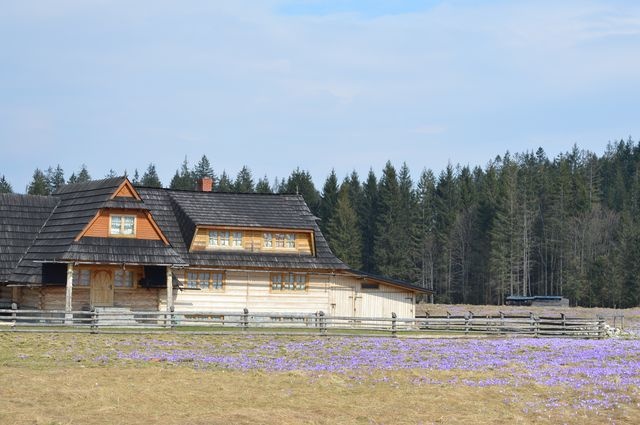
[3,138,640,308]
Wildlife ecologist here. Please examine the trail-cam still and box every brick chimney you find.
[196,177,213,192]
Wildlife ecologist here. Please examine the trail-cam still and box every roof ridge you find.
[53,176,126,195]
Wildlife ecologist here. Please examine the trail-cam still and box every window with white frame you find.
[264,232,273,248]
[275,233,285,248]
[208,231,219,247]
[208,230,242,248]
[114,269,134,288]
[72,269,91,286]
[271,273,307,291]
[220,231,230,246]
[285,233,296,248]
[110,215,136,236]
[186,271,224,290]
[233,231,243,247]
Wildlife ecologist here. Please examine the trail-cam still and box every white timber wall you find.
[163,271,415,319]
[15,271,416,319]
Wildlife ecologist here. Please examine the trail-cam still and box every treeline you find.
[2,138,640,308]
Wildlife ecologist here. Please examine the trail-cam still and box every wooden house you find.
[0,177,430,319]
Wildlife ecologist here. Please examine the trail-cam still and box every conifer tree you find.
[105,169,118,178]
[76,165,91,183]
[216,171,233,192]
[141,163,162,188]
[234,166,254,193]
[170,157,195,190]
[360,169,378,273]
[131,169,140,185]
[27,168,50,195]
[193,155,215,180]
[327,185,362,269]
[0,175,13,193]
[284,168,320,215]
[319,169,339,238]
[256,175,272,193]
[45,165,65,193]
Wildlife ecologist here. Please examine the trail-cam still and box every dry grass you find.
[0,332,638,425]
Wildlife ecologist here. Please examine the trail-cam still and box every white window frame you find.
[110,214,136,237]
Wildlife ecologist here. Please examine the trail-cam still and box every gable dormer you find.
[75,178,169,244]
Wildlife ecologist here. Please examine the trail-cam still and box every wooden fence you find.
[0,307,608,338]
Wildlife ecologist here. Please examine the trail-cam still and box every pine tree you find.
[327,185,363,269]
[216,171,233,192]
[131,169,140,185]
[193,155,215,180]
[256,175,272,193]
[76,165,91,183]
[234,166,254,193]
[416,169,437,290]
[141,163,162,188]
[27,168,50,195]
[319,169,339,238]
[45,165,65,193]
[373,161,406,279]
[105,169,118,178]
[0,175,13,193]
[360,169,378,273]
[284,168,320,215]
[170,157,195,190]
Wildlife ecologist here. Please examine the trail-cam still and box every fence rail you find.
[0,308,607,338]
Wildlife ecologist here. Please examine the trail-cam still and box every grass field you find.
[1,331,639,425]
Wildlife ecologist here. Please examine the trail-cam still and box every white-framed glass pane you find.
[187,272,198,288]
[111,216,122,235]
[221,231,230,246]
[198,272,210,290]
[212,273,224,289]
[286,234,295,248]
[209,231,219,246]
[233,232,243,247]
[275,234,285,248]
[285,273,295,290]
[264,233,272,248]
[271,274,282,290]
[296,274,306,290]
[123,216,135,235]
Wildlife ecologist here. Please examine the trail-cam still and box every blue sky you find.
[1,0,639,191]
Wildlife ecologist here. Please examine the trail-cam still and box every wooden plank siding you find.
[83,209,163,240]
[159,271,415,318]
[190,227,313,255]
[13,270,416,319]
[113,183,137,198]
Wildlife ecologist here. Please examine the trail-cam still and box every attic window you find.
[110,215,136,236]
[208,230,243,249]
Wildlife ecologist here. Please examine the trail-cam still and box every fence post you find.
[466,311,473,335]
[561,313,566,336]
[446,311,451,332]
[91,308,98,334]
[10,303,17,329]
[242,308,249,332]
[170,305,176,329]
[597,315,605,339]
[530,312,538,337]
[318,311,326,335]
[391,312,397,337]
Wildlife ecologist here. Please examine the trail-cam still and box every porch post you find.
[65,263,74,324]
[166,266,173,312]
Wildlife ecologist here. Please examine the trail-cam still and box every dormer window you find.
[208,230,242,249]
[110,215,136,236]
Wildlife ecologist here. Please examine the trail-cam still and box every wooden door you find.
[91,270,114,307]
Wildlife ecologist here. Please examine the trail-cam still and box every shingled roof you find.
[137,188,348,271]
[0,194,58,283]
[7,177,185,283]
